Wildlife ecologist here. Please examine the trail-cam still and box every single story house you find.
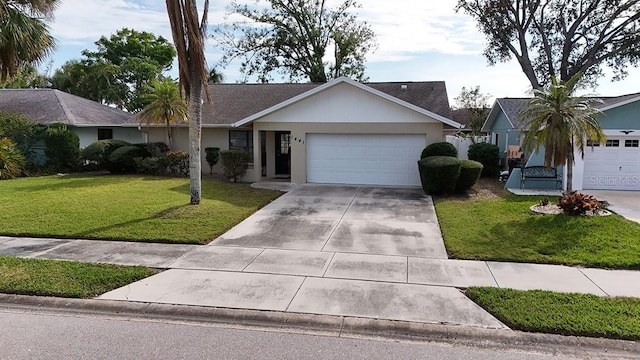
[145,77,461,186]
[482,93,640,191]
[0,88,141,148]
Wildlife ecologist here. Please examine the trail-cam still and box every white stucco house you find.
[0,88,142,148]
[145,77,461,186]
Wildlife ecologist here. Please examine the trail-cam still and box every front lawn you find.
[435,193,640,269]
[0,175,281,244]
[467,287,640,340]
[0,256,157,298]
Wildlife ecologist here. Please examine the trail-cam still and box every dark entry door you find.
[275,131,291,175]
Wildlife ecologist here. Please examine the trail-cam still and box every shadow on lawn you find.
[168,181,281,207]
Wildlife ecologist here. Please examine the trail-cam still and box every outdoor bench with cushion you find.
[520,166,562,189]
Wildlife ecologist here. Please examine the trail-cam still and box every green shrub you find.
[204,147,220,174]
[417,156,461,195]
[220,150,251,182]
[81,139,130,167]
[106,145,149,173]
[468,142,500,177]
[0,138,25,179]
[455,160,484,193]
[167,151,189,177]
[134,156,168,175]
[144,142,169,157]
[420,142,458,159]
[0,111,44,166]
[44,124,80,172]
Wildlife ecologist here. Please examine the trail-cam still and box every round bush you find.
[417,156,462,195]
[81,139,130,165]
[220,150,251,182]
[468,142,500,177]
[455,160,484,193]
[106,145,149,173]
[420,142,458,159]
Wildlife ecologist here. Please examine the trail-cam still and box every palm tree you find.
[137,78,188,150]
[165,0,211,205]
[207,66,224,83]
[0,0,58,82]
[520,73,606,191]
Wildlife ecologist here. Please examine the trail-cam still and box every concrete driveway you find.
[100,184,506,329]
[584,190,640,223]
[212,184,447,258]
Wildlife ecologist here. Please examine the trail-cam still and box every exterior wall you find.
[505,146,565,190]
[489,112,520,157]
[253,122,444,184]
[598,100,640,130]
[146,126,260,181]
[74,126,143,149]
[256,82,443,124]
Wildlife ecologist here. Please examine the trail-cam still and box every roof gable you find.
[233,77,460,128]
[0,89,135,126]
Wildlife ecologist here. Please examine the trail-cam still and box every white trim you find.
[481,99,516,132]
[233,77,462,129]
[598,95,640,112]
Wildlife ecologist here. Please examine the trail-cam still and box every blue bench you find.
[520,166,562,189]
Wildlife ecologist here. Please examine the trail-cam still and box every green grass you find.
[467,287,640,340]
[0,256,157,298]
[435,194,640,269]
[0,175,281,244]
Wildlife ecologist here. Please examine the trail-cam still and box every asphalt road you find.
[0,307,579,360]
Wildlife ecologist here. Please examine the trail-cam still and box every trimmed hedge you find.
[107,145,150,173]
[220,150,251,182]
[44,124,80,172]
[468,142,500,177]
[204,147,220,174]
[81,139,130,166]
[421,142,458,159]
[455,159,483,193]
[418,156,461,195]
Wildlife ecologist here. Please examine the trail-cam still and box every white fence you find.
[445,135,489,160]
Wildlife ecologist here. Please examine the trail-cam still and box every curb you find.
[0,294,638,358]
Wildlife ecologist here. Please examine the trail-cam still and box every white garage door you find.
[583,138,640,190]
[306,134,426,186]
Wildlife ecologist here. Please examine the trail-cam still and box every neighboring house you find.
[0,89,141,148]
[146,77,460,186]
[482,93,640,191]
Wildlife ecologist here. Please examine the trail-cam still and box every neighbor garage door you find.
[583,138,640,190]
[306,134,426,186]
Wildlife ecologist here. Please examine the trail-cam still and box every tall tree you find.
[207,66,225,83]
[453,86,491,136]
[49,28,176,112]
[165,0,211,205]
[519,74,606,191]
[456,0,640,89]
[0,0,57,82]
[216,0,376,83]
[137,78,188,150]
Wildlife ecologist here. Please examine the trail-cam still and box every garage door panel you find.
[583,137,640,190]
[307,134,425,186]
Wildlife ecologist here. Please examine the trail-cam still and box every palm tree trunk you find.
[165,116,173,150]
[188,70,203,205]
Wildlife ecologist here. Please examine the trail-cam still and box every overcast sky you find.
[48,0,640,104]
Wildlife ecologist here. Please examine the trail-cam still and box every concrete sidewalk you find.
[2,236,640,328]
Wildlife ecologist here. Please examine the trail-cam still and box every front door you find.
[275,131,291,176]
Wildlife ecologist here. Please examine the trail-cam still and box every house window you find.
[586,140,600,147]
[625,140,639,148]
[605,139,620,147]
[229,130,253,161]
[98,128,113,140]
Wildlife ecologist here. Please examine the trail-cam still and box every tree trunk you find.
[165,117,173,150]
[188,70,203,205]
[566,156,573,192]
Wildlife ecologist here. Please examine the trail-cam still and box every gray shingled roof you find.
[201,81,452,125]
[0,89,136,126]
[495,93,640,129]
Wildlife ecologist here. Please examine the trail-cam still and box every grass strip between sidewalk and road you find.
[435,194,640,269]
[0,256,157,298]
[0,175,281,244]
[467,287,640,341]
